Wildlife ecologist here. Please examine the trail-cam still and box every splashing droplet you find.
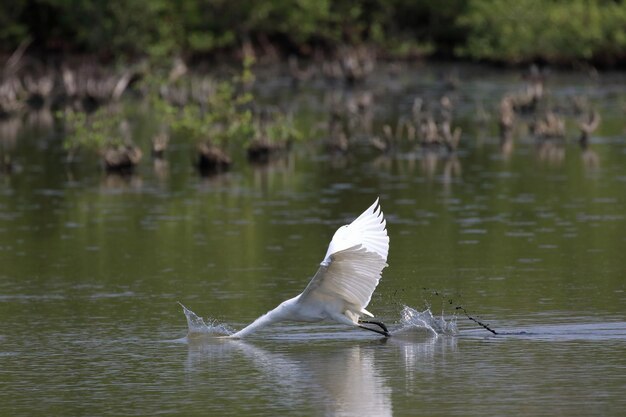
[179,302,233,336]
[395,305,458,336]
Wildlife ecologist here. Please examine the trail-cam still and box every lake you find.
[1,63,625,416]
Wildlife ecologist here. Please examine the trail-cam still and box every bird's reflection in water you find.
[393,334,458,390]
[184,333,458,416]
[185,336,392,417]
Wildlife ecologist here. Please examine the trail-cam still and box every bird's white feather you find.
[299,245,387,318]
[321,198,389,265]
[298,198,389,320]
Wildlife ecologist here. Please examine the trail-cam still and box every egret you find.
[230,198,390,338]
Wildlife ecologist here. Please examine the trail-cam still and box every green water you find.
[1,64,625,416]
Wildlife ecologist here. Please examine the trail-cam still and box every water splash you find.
[394,305,458,337]
[178,302,457,339]
[179,302,233,336]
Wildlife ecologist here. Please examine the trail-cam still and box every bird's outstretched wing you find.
[298,199,389,317]
[321,198,388,265]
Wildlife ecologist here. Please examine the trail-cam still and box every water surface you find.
[1,63,625,416]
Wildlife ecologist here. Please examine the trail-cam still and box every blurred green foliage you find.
[63,107,127,153]
[1,0,625,64]
[169,58,255,147]
[252,112,303,147]
[62,58,303,160]
[172,80,255,147]
[457,0,626,64]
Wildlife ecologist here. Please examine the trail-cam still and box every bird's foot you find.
[359,319,391,337]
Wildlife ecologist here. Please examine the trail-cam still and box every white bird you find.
[230,198,390,338]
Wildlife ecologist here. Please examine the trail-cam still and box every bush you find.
[171,60,255,147]
[1,0,625,65]
[456,0,626,64]
[63,106,127,153]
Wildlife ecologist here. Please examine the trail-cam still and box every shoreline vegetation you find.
[1,1,625,67]
[0,0,623,175]
[0,55,610,177]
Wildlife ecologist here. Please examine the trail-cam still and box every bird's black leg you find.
[358,320,391,337]
[361,320,390,334]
